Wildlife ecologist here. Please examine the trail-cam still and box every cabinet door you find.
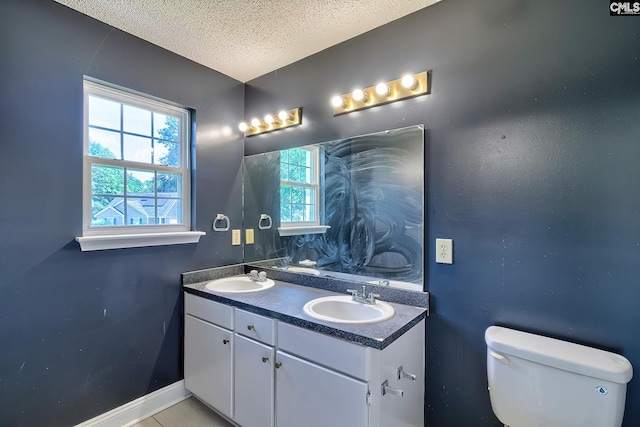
[275,351,368,427]
[234,335,275,427]
[184,315,233,418]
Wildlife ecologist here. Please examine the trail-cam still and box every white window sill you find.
[75,231,205,251]
[278,225,330,237]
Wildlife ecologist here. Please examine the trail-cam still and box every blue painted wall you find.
[245,0,640,425]
[0,1,244,425]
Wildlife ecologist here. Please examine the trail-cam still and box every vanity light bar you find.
[331,71,429,116]
[240,107,302,137]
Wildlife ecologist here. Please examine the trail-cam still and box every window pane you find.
[91,196,123,226]
[280,163,289,181]
[281,149,289,163]
[123,134,152,163]
[88,128,121,159]
[281,185,291,204]
[127,169,155,196]
[154,140,179,167]
[123,105,151,136]
[304,166,312,183]
[304,187,316,205]
[303,150,313,168]
[292,204,304,222]
[281,204,291,222]
[157,172,180,197]
[157,198,181,224]
[154,113,180,142]
[126,197,151,225]
[88,96,120,130]
[291,186,305,204]
[305,204,316,221]
[91,164,124,195]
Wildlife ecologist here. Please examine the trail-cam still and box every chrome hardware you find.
[262,356,269,363]
[397,366,416,382]
[247,324,255,331]
[275,362,282,369]
[222,339,229,345]
[247,270,268,282]
[381,380,403,397]
[258,214,272,230]
[490,351,510,366]
[347,285,380,305]
[212,213,230,231]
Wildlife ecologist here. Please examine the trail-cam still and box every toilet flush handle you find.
[490,351,510,366]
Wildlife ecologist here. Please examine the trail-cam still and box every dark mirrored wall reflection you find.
[243,125,424,290]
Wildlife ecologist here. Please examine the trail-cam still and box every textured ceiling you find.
[54,0,441,82]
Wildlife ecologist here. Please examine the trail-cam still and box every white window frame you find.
[76,78,204,251]
[278,146,330,236]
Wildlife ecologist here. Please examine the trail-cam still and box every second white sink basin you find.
[205,276,275,293]
[303,295,395,324]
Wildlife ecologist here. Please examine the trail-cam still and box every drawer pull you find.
[222,339,230,345]
[382,380,404,397]
[247,324,255,331]
[262,356,269,363]
[397,366,416,382]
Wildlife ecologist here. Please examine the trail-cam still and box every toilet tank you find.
[485,326,633,427]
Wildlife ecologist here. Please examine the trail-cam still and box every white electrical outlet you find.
[232,229,241,246]
[436,238,453,264]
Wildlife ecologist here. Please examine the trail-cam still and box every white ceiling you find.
[54,0,441,82]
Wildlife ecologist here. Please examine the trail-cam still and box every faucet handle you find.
[347,289,360,297]
[367,293,380,303]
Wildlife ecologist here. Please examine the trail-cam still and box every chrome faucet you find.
[347,285,380,305]
[247,270,268,282]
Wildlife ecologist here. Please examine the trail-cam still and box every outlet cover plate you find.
[232,229,241,246]
[436,238,453,264]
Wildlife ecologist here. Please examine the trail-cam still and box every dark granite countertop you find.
[182,277,427,350]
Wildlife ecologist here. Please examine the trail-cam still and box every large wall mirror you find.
[243,125,425,291]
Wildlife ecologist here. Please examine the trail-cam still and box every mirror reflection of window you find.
[280,146,320,227]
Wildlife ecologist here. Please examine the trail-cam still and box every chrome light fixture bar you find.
[331,71,429,115]
[239,107,302,137]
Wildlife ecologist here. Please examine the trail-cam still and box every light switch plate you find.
[436,238,453,264]
[232,229,241,246]
[246,229,254,245]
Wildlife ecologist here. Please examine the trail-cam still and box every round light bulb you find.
[264,114,274,124]
[401,74,417,90]
[238,122,248,132]
[331,95,345,108]
[251,118,261,128]
[352,89,366,102]
[375,82,390,96]
[278,110,289,121]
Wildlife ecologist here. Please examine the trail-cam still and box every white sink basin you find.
[286,266,321,275]
[303,295,395,324]
[205,276,275,293]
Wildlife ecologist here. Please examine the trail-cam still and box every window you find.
[279,146,321,229]
[76,78,203,251]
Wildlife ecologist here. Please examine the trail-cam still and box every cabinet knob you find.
[262,356,269,363]
[247,324,255,331]
[274,362,282,369]
[222,339,229,345]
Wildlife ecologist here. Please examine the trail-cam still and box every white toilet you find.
[485,326,633,427]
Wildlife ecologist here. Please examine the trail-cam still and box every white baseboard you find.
[74,380,191,427]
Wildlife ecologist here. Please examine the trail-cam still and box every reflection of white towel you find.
[299,259,317,266]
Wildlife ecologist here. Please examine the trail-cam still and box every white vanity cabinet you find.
[233,310,276,427]
[276,321,425,427]
[183,292,425,427]
[183,294,234,418]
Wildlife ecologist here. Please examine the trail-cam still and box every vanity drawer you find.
[184,293,233,329]
[235,309,276,345]
[278,322,369,380]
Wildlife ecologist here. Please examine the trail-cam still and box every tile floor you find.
[132,397,234,427]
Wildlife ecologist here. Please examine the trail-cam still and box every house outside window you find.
[77,78,202,251]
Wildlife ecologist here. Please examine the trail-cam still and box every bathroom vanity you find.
[182,270,427,427]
